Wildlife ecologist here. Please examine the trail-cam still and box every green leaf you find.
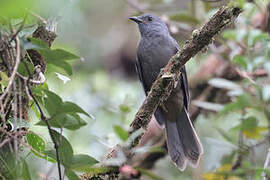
[242,127,268,139]
[27,132,45,154]
[240,116,267,139]
[17,60,35,76]
[39,89,89,130]
[215,128,236,144]
[36,113,87,130]
[38,49,79,62]
[221,151,236,165]
[264,109,270,122]
[21,37,49,50]
[241,116,257,131]
[26,132,56,163]
[263,168,270,176]
[38,49,79,76]
[61,101,90,117]
[43,90,63,103]
[45,63,70,77]
[32,84,48,96]
[222,30,237,40]
[119,104,131,113]
[232,116,268,139]
[75,166,118,174]
[44,150,57,161]
[232,55,248,69]
[221,94,250,114]
[65,169,80,180]
[19,25,38,38]
[248,30,270,46]
[148,147,166,154]
[43,90,89,116]
[234,0,246,9]
[170,13,200,25]
[0,72,9,87]
[43,90,63,115]
[29,37,49,49]
[60,113,87,130]
[70,154,98,171]
[50,60,73,76]
[113,125,129,141]
[267,49,270,59]
[50,130,74,167]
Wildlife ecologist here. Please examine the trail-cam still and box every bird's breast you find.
[140,36,175,65]
[138,36,177,90]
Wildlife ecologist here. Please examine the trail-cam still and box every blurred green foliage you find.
[2,0,270,179]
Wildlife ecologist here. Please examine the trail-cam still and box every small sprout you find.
[162,73,173,79]
[192,29,200,38]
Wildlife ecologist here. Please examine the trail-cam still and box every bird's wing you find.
[135,55,148,94]
[137,53,165,125]
[180,66,190,109]
[173,39,190,109]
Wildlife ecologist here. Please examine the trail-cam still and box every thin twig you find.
[235,68,256,84]
[23,79,32,100]
[23,61,63,180]
[250,136,270,148]
[0,138,11,148]
[12,80,18,163]
[16,71,46,84]
[27,10,47,24]
[262,148,270,180]
[0,36,21,101]
[249,69,268,77]
[0,127,45,157]
[0,91,11,127]
[27,84,63,180]
[8,141,13,153]
[18,79,23,137]
[232,110,245,170]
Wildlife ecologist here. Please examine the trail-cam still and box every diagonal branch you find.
[130,6,242,135]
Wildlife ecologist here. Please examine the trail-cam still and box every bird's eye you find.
[148,16,153,22]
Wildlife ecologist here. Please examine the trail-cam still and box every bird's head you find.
[129,14,169,37]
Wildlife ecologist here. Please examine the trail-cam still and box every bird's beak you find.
[129,16,143,24]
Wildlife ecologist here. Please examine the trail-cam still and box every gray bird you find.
[130,14,203,170]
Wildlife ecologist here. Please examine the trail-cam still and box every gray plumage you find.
[130,14,203,170]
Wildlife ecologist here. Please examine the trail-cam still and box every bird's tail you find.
[165,108,203,171]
